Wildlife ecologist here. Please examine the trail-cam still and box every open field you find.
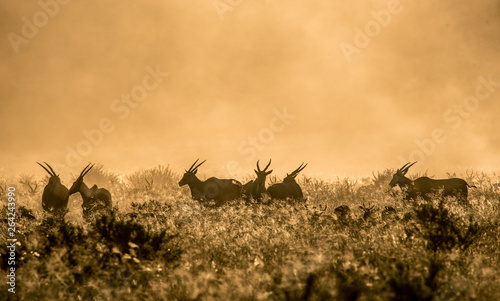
[1,166,499,300]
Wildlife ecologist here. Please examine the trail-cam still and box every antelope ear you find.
[266,170,273,175]
[359,206,364,210]
[193,169,197,175]
[254,169,258,174]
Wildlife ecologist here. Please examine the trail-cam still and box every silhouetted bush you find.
[413,200,483,252]
[94,213,181,263]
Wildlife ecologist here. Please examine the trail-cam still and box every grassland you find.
[1,165,499,300]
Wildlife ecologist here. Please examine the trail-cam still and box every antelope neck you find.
[399,176,413,187]
[188,176,204,191]
[77,182,93,199]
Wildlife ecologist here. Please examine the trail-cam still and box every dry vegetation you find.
[1,166,499,300]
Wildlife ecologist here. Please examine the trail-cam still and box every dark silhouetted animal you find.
[334,205,351,222]
[243,160,272,200]
[389,162,476,204]
[179,159,243,205]
[267,163,307,200]
[381,206,397,220]
[38,162,69,215]
[69,163,112,220]
[304,204,328,222]
[359,202,376,221]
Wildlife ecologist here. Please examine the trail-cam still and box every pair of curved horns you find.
[37,162,58,177]
[38,162,95,178]
[187,158,206,173]
[256,159,272,172]
[289,163,307,178]
[399,161,417,175]
[78,163,95,179]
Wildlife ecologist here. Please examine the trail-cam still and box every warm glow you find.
[2,0,500,179]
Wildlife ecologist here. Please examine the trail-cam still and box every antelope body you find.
[38,162,70,215]
[267,163,307,200]
[243,160,272,200]
[334,205,351,220]
[389,162,475,203]
[359,202,376,221]
[69,163,112,219]
[179,159,243,205]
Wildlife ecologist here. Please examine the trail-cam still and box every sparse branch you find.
[19,174,39,194]
[145,176,154,190]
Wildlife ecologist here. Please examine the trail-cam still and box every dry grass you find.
[0,166,499,300]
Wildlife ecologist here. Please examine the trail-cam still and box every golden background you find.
[1,0,499,179]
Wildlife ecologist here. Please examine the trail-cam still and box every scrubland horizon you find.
[1,0,499,179]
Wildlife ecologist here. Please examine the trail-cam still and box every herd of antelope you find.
[38,162,112,220]
[37,159,477,219]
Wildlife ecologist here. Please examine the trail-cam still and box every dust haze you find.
[1,0,499,179]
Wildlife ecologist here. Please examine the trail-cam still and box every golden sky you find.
[1,0,499,178]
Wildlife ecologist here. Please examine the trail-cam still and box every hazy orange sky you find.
[1,0,499,179]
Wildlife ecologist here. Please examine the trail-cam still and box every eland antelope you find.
[243,160,272,200]
[179,159,243,205]
[69,163,112,220]
[389,162,476,204]
[334,205,351,221]
[38,162,70,215]
[267,163,307,200]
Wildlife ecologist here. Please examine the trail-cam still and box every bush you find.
[412,200,483,252]
[1,170,499,300]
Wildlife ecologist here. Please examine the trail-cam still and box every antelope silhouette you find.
[69,163,112,220]
[38,162,70,215]
[381,206,397,220]
[389,162,476,204]
[179,159,243,205]
[243,159,272,200]
[334,205,351,221]
[359,202,376,221]
[267,163,307,200]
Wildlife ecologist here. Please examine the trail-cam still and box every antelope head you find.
[284,163,307,182]
[254,159,272,182]
[359,202,377,221]
[69,163,94,195]
[389,162,416,188]
[179,159,206,186]
[37,162,61,185]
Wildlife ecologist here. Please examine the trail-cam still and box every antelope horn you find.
[80,163,94,178]
[289,163,306,178]
[37,162,54,177]
[256,160,261,172]
[263,159,272,172]
[192,159,206,172]
[399,162,411,171]
[291,164,302,175]
[294,163,307,175]
[289,164,302,177]
[401,161,417,174]
[187,159,200,172]
[43,162,58,176]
